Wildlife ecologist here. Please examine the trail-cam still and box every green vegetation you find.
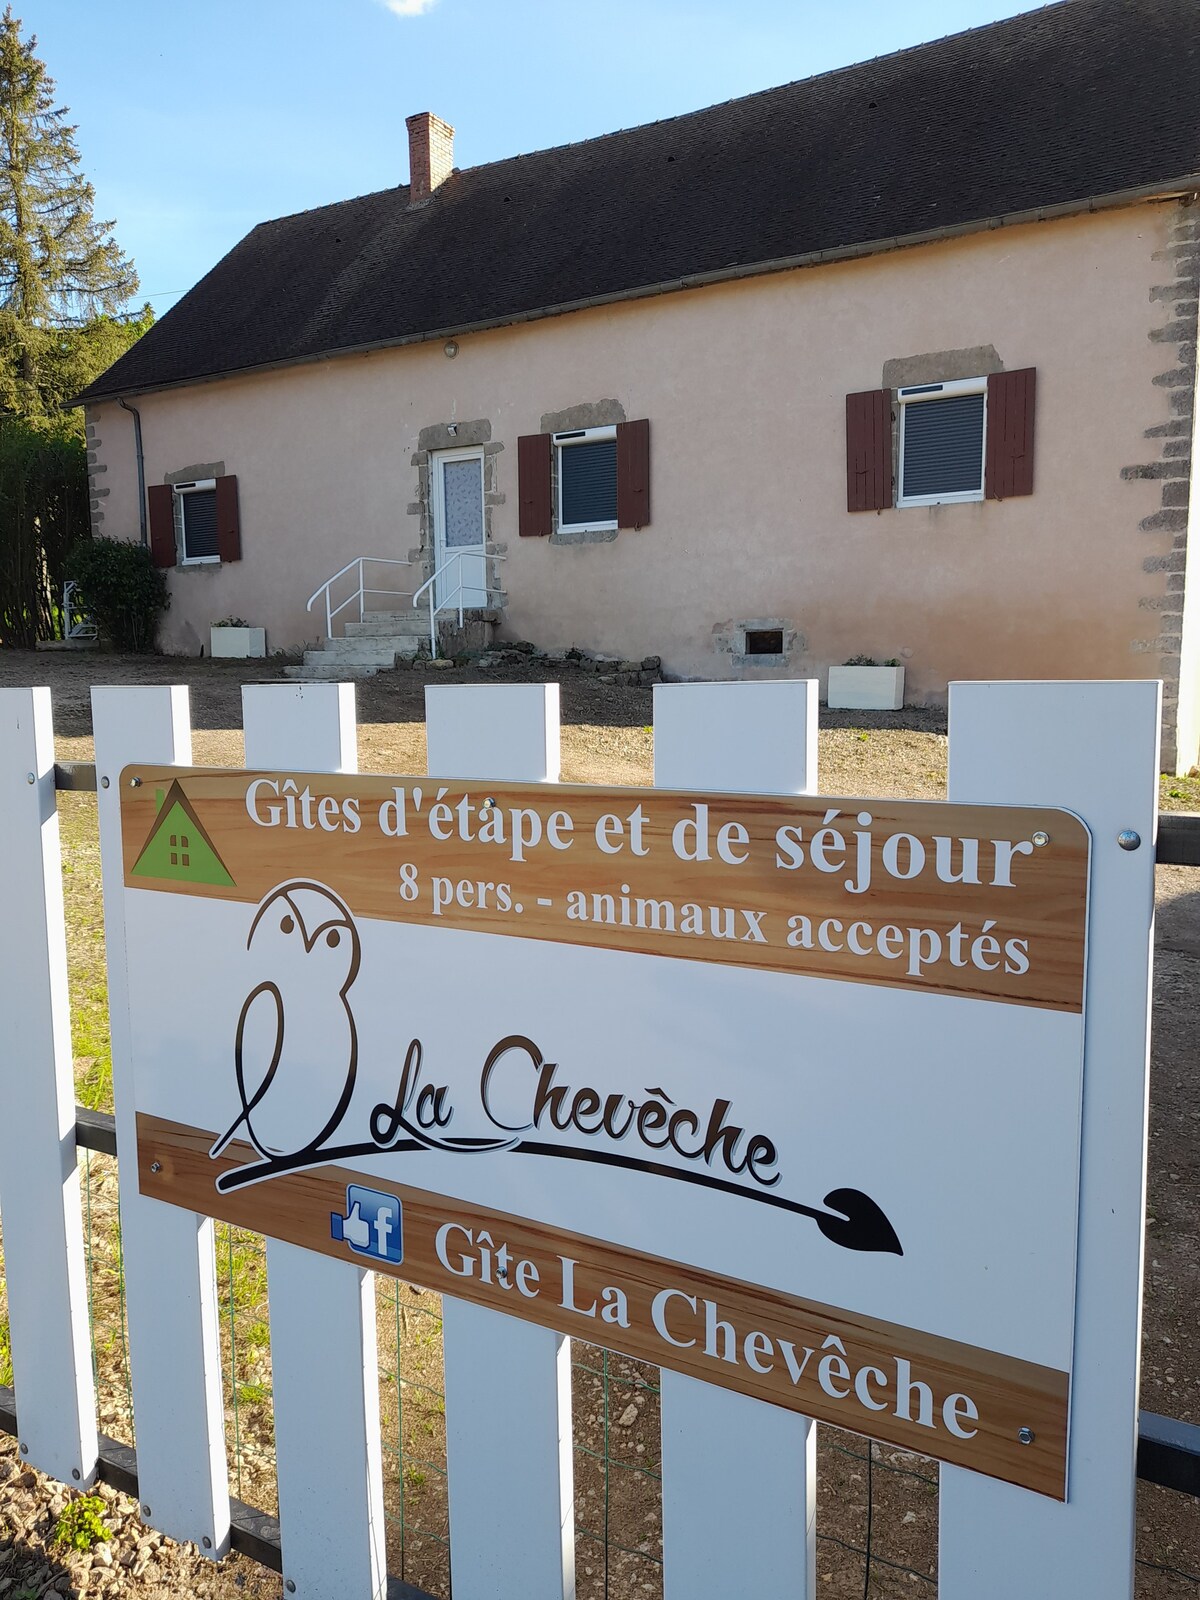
[0,7,152,645]
[66,537,168,653]
[1161,771,1200,812]
[0,416,88,645]
[0,1311,12,1386]
[53,1493,111,1552]
[0,7,142,423]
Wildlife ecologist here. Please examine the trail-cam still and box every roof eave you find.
[75,173,1200,408]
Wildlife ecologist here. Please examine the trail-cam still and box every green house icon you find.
[131,780,235,888]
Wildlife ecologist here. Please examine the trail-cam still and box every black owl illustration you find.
[209,881,362,1163]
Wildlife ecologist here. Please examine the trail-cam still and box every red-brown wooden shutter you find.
[147,484,176,568]
[215,474,241,561]
[845,389,892,512]
[985,368,1036,500]
[616,418,650,529]
[518,433,553,536]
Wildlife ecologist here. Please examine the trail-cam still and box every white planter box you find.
[826,664,905,711]
[210,626,266,660]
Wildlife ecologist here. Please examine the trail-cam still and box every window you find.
[148,475,241,569]
[554,426,618,534]
[517,420,649,537]
[174,479,220,564]
[744,629,784,655]
[845,369,1035,513]
[896,379,987,507]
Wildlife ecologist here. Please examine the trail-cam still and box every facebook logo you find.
[330,1184,404,1265]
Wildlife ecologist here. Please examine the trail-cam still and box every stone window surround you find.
[161,462,228,575]
[882,345,1005,505]
[712,618,805,672]
[540,400,627,546]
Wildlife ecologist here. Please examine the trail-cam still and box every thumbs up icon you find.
[330,1184,404,1265]
[340,1201,371,1250]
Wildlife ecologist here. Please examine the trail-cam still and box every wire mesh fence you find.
[0,1150,1195,1598]
[66,1146,956,1598]
[0,784,1196,1597]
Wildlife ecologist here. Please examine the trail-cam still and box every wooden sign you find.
[119,770,1088,1009]
[119,767,1091,1497]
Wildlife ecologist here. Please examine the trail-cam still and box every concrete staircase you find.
[284,610,432,681]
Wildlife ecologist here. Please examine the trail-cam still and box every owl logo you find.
[209,880,362,1166]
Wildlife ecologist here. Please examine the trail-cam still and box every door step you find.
[286,611,498,681]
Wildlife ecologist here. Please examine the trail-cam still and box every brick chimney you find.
[406,112,455,205]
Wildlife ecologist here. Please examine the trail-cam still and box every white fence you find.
[0,678,1161,1600]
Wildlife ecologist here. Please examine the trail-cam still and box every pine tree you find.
[0,5,139,420]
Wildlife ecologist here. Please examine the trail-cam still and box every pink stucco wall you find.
[87,201,1190,739]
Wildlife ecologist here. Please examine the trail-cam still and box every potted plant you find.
[826,655,905,711]
[210,617,266,659]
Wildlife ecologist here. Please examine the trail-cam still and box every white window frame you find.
[896,376,987,509]
[173,478,220,565]
[554,425,618,535]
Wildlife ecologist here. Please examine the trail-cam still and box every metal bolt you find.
[25,772,34,785]
[142,1504,152,1518]
[72,1468,81,1480]
[130,776,142,788]
[100,775,110,789]
[286,1581,297,1594]
[19,1443,28,1455]
[1017,1427,1035,1446]
[1117,829,1141,852]
[150,1161,162,1174]
[1031,831,1050,848]
[202,1536,212,1550]
[481,796,495,811]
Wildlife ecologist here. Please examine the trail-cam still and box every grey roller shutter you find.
[901,393,985,499]
[560,438,617,526]
[181,489,220,559]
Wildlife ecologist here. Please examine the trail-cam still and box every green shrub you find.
[54,1494,111,1552]
[67,537,168,652]
[0,416,89,647]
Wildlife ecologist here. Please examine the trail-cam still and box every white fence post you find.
[241,682,388,1600]
[92,686,230,1552]
[653,680,819,1600]
[938,680,1160,1599]
[0,688,98,1485]
[425,683,575,1600]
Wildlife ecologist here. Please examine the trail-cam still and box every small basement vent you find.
[745,629,784,655]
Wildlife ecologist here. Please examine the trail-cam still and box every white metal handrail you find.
[63,580,97,641]
[412,548,506,659]
[306,557,413,637]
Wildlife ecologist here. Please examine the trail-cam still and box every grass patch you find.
[1161,771,1200,812]
[54,1494,111,1552]
[58,793,113,1114]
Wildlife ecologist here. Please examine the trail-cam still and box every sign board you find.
[120,768,1090,1498]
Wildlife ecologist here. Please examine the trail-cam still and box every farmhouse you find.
[76,0,1200,770]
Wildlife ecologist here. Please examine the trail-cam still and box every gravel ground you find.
[0,648,1196,1599]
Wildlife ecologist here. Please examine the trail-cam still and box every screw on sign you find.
[119,765,1094,1497]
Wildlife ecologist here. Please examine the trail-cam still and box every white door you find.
[432,449,487,610]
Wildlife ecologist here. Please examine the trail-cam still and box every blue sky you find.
[24,0,1035,315]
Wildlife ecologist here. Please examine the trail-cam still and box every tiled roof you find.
[79,0,1200,402]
